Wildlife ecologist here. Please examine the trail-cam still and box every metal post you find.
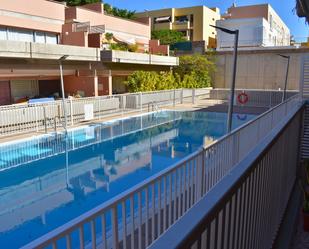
[140,92,142,112]
[277,54,290,102]
[173,88,176,107]
[210,25,239,133]
[227,30,239,133]
[282,56,290,102]
[59,58,68,133]
[43,106,47,133]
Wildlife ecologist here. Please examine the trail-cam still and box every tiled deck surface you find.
[291,212,309,249]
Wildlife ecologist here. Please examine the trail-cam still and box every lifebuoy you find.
[237,114,247,121]
[237,92,249,104]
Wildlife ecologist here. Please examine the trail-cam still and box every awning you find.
[113,34,136,45]
[135,38,148,45]
[155,16,171,22]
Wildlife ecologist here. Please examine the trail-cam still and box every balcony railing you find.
[149,96,303,249]
[74,22,105,34]
[20,94,301,249]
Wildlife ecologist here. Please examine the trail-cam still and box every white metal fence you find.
[149,96,303,249]
[0,112,183,171]
[21,94,301,249]
[209,88,298,108]
[0,89,210,137]
[0,88,297,138]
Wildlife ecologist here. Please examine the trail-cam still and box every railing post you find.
[192,89,196,104]
[140,92,142,113]
[43,106,47,134]
[121,95,124,115]
[35,105,39,132]
[111,206,119,249]
[70,98,74,126]
[181,89,184,104]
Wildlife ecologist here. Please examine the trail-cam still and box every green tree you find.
[54,0,100,6]
[175,53,216,88]
[104,3,136,19]
[125,54,216,92]
[151,30,186,45]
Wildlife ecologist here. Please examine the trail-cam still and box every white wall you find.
[216,17,290,49]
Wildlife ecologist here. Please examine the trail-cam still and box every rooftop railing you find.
[21,94,301,249]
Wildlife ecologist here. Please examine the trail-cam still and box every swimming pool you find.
[0,110,255,248]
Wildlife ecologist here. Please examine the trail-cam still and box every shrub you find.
[125,54,216,92]
[151,30,186,45]
[128,43,139,52]
[105,32,113,42]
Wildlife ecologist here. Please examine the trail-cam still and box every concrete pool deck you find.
[0,98,268,144]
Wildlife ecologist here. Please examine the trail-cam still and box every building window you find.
[0,27,58,44]
[269,14,273,30]
[45,33,58,44]
[8,28,33,42]
[0,27,7,40]
[175,15,189,23]
[35,32,46,43]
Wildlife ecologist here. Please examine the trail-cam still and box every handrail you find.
[149,99,304,249]
[21,148,203,249]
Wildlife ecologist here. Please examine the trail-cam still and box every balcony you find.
[153,22,172,30]
[172,21,191,30]
[0,40,101,61]
[101,50,179,66]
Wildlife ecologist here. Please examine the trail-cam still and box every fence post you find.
[173,88,176,107]
[121,95,124,115]
[35,105,39,132]
[70,98,74,126]
[181,89,184,104]
[140,92,143,112]
[43,106,47,133]
[192,89,196,104]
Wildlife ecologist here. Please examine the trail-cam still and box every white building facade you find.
[216,4,290,49]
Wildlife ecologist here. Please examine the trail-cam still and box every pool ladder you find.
[44,117,58,133]
[148,101,159,112]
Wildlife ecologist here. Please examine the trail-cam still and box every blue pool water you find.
[0,110,255,248]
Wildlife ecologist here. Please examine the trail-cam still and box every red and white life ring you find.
[237,114,248,121]
[237,92,249,104]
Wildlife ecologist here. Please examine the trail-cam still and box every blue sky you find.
[105,0,308,41]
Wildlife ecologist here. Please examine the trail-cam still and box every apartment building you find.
[0,0,176,105]
[135,6,221,50]
[216,4,290,49]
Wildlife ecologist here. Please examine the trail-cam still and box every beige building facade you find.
[135,6,221,49]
